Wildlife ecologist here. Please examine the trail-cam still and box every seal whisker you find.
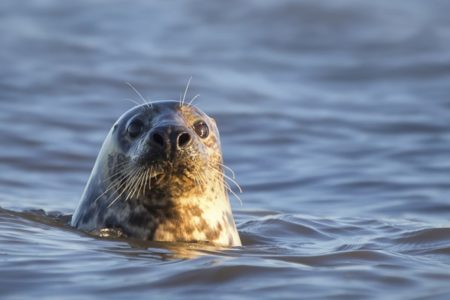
[181,76,192,107]
[222,172,243,193]
[114,167,137,194]
[139,168,148,197]
[126,82,146,105]
[107,168,140,208]
[105,167,134,183]
[209,166,243,206]
[104,163,136,182]
[136,169,145,198]
[120,167,141,196]
[103,160,134,176]
[127,168,144,201]
[136,168,148,197]
[112,177,134,207]
[148,167,155,191]
[219,163,236,179]
[124,98,143,107]
[210,170,231,195]
[93,166,136,204]
[126,82,153,109]
[188,94,200,106]
[209,167,243,193]
[224,181,243,206]
[149,166,153,191]
[92,175,126,204]
[102,168,137,190]
[194,165,208,190]
[107,189,126,208]
[229,188,243,206]
[130,169,142,200]
[143,168,150,196]
[134,168,145,198]
[109,160,131,169]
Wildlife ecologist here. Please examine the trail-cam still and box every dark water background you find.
[1,0,450,299]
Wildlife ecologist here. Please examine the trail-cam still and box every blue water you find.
[1,0,450,299]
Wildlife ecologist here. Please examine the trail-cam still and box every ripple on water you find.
[1,0,450,299]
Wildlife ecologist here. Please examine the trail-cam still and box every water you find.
[1,0,450,299]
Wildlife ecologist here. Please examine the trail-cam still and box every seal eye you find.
[193,120,209,139]
[127,120,144,138]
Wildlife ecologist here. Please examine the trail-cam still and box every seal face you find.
[71,101,241,247]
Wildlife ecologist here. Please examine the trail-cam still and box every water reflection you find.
[1,0,450,298]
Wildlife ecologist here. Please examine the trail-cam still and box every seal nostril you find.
[152,132,164,147]
[177,132,191,148]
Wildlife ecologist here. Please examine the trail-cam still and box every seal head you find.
[72,101,241,247]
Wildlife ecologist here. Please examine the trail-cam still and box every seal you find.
[71,100,241,247]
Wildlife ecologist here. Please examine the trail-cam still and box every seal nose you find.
[150,126,192,153]
[151,131,166,148]
[177,132,191,148]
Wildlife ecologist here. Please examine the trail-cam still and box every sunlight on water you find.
[0,0,450,299]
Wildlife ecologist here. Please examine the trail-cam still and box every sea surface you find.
[1,0,450,299]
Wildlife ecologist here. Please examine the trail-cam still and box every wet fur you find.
[71,101,241,246]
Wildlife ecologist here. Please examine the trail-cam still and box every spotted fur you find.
[71,101,241,247]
